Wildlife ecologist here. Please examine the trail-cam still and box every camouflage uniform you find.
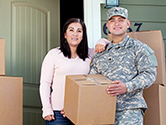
[90,35,157,124]
[115,108,144,125]
[106,7,128,20]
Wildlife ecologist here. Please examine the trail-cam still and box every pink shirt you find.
[40,47,96,118]
[40,39,109,118]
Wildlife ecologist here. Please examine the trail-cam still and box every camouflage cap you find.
[107,7,128,20]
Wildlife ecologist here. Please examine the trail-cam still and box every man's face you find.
[106,16,130,37]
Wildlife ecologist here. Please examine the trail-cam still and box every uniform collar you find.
[107,35,132,50]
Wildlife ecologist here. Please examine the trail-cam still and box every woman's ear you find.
[64,33,66,39]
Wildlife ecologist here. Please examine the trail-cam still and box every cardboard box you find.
[64,74,116,125]
[143,84,166,125]
[108,30,165,86]
[0,39,5,75]
[0,76,23,125]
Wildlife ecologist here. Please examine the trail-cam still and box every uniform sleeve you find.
[89,54,100,74]
[39,49,56,118]
[125,45,158,93]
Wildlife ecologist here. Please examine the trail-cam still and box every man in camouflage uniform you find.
[90,7,157,125]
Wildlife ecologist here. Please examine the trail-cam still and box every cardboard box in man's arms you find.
[64,74,116,125]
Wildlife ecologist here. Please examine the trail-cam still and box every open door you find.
[0,0,60,124]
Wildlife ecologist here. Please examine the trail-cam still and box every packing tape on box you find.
[84,75,112,85]
[85,75,102,85]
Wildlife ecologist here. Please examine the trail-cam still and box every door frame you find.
[84,0,105,47]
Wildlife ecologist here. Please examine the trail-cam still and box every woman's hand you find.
[44,115,55,121]
[95,44,105,53]
[95,38,110,53]
[61,109,66,117]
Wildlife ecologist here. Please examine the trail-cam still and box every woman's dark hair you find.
[60,18,89,61]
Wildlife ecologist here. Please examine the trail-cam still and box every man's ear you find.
[106,22,109,29]
[127,20,131,29]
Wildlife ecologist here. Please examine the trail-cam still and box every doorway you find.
[60,0,84,33]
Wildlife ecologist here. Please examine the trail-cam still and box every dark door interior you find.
[60,0,84,33]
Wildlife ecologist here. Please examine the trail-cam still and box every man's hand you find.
[107,80,127,96]
[44,115,55,121]
[95,44,105,53]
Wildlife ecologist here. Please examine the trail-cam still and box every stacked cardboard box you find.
[0,39,23,125]
[64,74,116,125]
[108,30,166,125]
[143,84,166,125]
[0,39,5,75]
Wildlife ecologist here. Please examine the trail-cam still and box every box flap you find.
[67,75,112,86]
[88,74,112,84]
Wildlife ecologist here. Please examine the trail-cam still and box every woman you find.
[39,18,108,125]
